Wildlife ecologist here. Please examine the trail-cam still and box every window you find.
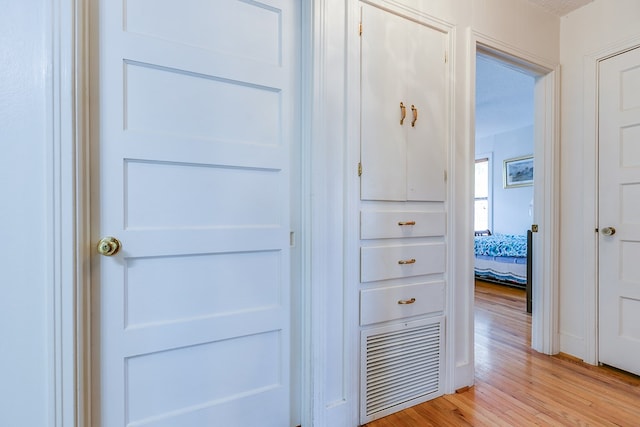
[475,157,491,231]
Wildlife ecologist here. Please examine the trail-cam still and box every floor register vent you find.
[361,317,444,424]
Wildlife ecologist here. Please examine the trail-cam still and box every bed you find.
[474,230,532,312]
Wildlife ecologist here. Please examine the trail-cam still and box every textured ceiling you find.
[525,0,593,16]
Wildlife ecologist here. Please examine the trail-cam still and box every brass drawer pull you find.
[398,221,416,226]
[400,102,407,125]
[398,258,416,265]
[411,104,418,127]
[398,298,416,305]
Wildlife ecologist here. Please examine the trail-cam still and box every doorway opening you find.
[474,52,535,372]
[472,41,560,358]
[474,52,534,313]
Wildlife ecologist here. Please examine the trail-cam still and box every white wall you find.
[477,126,534,235]
[0,2,52,426]
[559,0,640,361]
[472,0,560,61]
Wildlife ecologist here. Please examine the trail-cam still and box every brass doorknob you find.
[97,236,121,256]
[601,227,616,236]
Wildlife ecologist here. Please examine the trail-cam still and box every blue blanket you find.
[474,234,527,257]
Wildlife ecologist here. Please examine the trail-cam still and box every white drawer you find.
[361,211,445,240]
[360,281,445,325]
[360,243,445,283]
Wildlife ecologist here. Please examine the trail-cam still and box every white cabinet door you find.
[405,20,447,202]
[598,46,640,376]
[360,4,446,202]
[360,4,407,201]
[92,1,298,425]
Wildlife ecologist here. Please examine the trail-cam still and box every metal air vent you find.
[361,317,444,424]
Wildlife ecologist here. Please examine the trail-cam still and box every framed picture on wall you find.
[503,155,533,188]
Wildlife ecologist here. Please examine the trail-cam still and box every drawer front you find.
[360,243,445,283]
[361,211,445,240]
[360,281,445,325]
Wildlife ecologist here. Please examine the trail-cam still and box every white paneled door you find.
[598,46,640,376]
[92,1,298,425]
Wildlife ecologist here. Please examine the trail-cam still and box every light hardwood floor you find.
[364,280,640,426]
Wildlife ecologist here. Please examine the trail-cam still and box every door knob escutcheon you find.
[97,236,121,256]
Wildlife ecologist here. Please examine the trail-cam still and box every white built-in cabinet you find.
[360,3,446,202]
[358,3,448,424]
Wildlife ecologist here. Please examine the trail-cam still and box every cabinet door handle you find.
[411,104,418,127]
[398,298,416,305]
[398,221,416,226]
[398,258,416,265]
[400,102,407,125]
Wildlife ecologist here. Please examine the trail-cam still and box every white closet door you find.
[598,46,640,376]
[360,4,408,201]
[405,22,446,202]
[92,1,298,425]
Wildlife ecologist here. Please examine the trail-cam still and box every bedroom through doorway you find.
[474,52,535,339]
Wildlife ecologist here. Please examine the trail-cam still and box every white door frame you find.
[582,36,640,366]
[470,32,561,355]
[49,0,91,425]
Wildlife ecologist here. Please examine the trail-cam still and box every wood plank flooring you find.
[363,280,640,426]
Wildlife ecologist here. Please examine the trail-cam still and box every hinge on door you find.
[531,224,539,233]
[444,170,447,181]
[358,162,363,176]
[444,51,448,63]
[359,22,362,36]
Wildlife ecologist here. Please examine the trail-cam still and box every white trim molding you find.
[299,2,314,425]
[50,0,89,425]
[308,1,359,425]
[531,65,561,355]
